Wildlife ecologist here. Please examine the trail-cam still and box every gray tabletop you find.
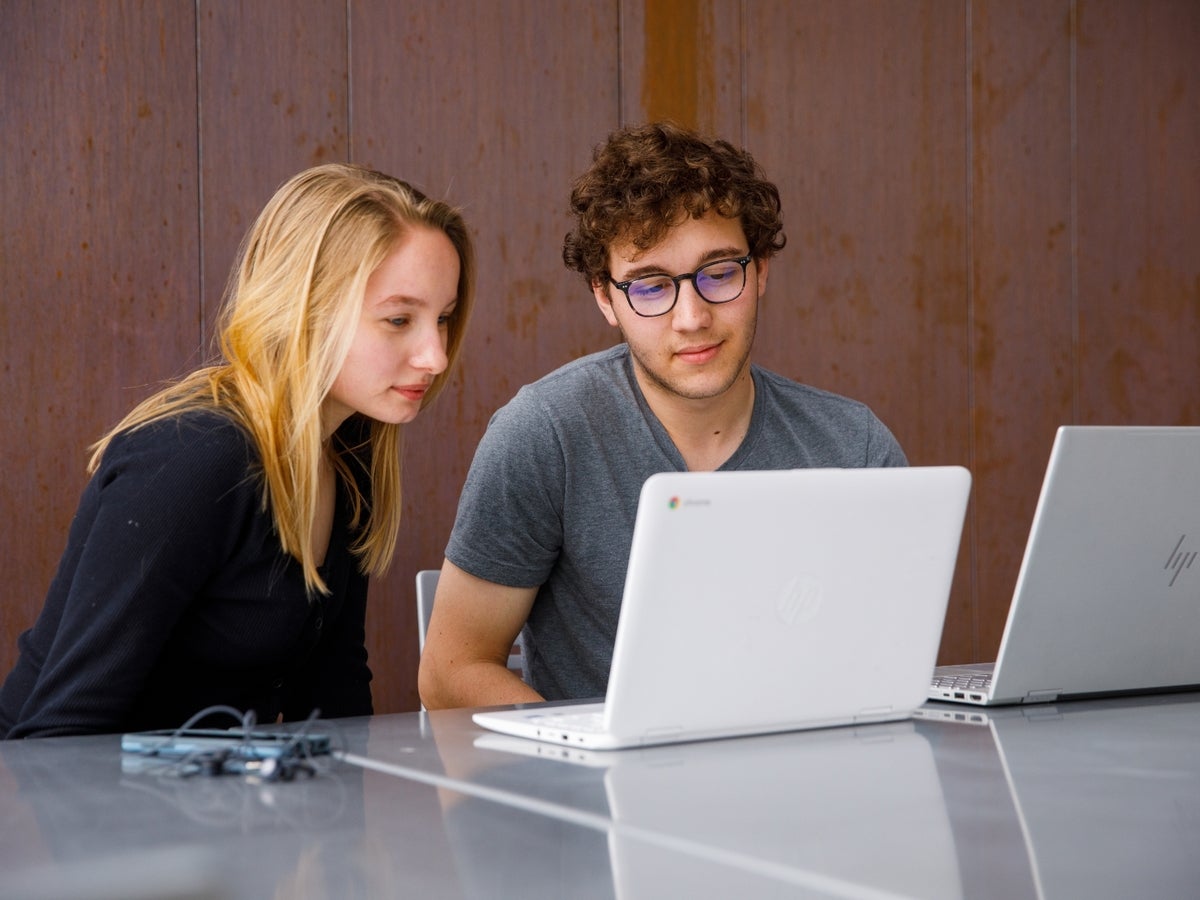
[3,692,1199,898]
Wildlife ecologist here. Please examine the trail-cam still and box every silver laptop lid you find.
[990,426,1200,703]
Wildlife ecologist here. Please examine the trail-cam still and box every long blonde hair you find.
[90,164,475,594]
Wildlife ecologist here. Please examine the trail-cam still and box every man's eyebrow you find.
[614,246,747,281]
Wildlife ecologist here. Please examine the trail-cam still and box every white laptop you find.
[473,466,972,750]
[930,426,1200,706]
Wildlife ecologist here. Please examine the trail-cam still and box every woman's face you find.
[323,225,460,436]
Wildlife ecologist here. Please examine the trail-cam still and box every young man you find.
[418,122,906,709]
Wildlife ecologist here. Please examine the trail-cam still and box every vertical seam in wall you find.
[194,0,206,352]
[964,0,979,661]
[346,0,354,158]
[1069,0,1080,423]
[616,0,625,127]
[739,0,748,146]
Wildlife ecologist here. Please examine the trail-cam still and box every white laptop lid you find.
[985,426,1200,703]
[476,466,971,748]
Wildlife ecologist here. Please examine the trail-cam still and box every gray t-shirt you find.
[445,344,906,700]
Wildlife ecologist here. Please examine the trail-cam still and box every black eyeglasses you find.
[609,255,752,318]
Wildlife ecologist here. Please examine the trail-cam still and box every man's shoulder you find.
[502,345,631,415]
[747,366,906,466]
[525,344,628,391]
[751,366,873,414]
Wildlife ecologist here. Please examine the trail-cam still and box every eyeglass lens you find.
[626,258,747,316]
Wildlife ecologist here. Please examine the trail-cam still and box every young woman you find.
[0,164,474,738]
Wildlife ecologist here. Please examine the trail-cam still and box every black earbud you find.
[182,750,234,778]
[175,746,319,781]
[258,756,316,782]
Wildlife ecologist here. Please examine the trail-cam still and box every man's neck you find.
[637,367,756,472]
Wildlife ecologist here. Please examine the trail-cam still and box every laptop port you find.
[954,692,965,699]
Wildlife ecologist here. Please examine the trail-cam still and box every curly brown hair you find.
[562,121,786,287]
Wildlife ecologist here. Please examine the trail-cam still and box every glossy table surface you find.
[2,692,1199,899]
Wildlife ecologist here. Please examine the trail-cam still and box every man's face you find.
[593,209,769,407]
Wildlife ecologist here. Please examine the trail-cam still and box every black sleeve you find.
[3,415,261,737]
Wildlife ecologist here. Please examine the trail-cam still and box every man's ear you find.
[754,256,770,298]
[593,279,620,328]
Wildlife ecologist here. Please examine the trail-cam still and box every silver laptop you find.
[474,466,972,750]
[930,426,1200,706]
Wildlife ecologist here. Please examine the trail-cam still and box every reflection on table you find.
[354,692,1200,899]
[1,691,1198,898]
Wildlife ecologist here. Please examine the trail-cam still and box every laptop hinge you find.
[1022,689,1061,703]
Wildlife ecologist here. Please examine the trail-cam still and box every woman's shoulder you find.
[100,408,258,489]
[111,407,249,450]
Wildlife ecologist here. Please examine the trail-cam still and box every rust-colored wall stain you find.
[640,0,715,127]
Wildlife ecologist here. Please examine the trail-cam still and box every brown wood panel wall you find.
[2,0,1197,717]
[197,0,350,344]
[970,0,1077,661]
[1076,0,1200,426]
[1,2,201,662]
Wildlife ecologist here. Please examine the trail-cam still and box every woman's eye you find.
[387,317,409,328]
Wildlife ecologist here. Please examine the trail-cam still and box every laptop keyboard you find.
[931,671,993,691]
